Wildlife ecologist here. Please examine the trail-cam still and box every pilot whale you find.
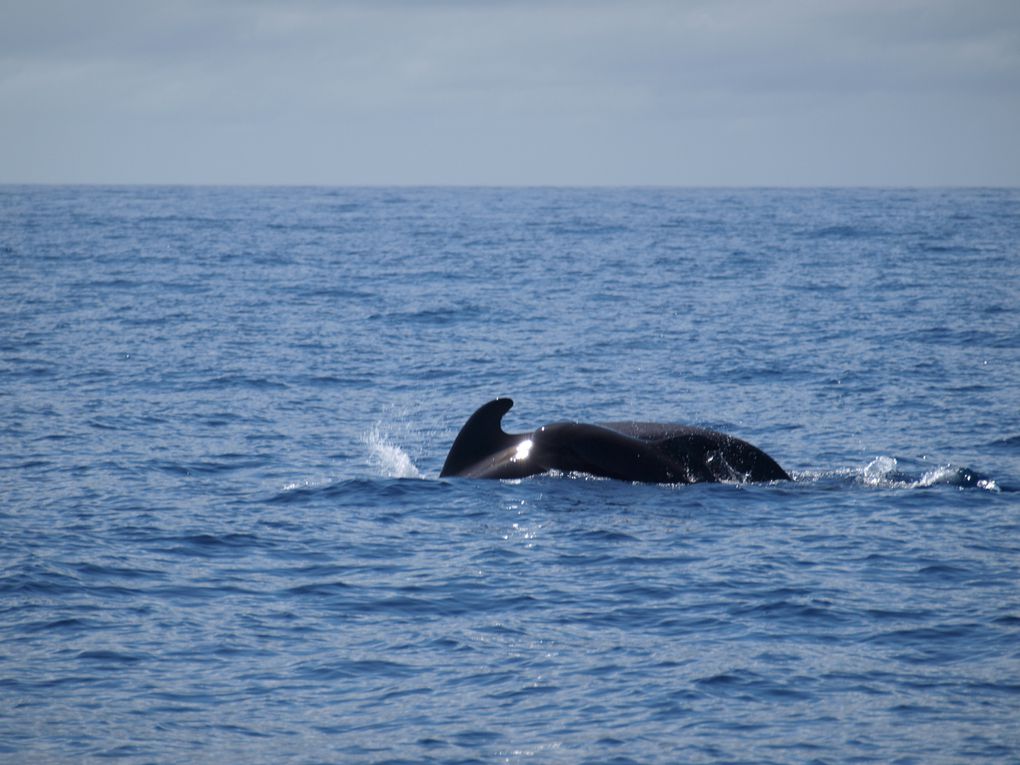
[440,398,790,484]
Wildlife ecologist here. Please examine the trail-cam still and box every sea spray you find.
[365,426,423,479]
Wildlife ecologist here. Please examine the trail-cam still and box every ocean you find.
[1,185,1018,764]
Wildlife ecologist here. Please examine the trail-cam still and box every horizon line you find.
[2,181,1018,191]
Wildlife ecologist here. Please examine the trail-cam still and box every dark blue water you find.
[2,186,1019,764]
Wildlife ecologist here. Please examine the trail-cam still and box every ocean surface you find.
[1,185,1019,764]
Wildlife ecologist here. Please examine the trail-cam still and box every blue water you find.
[2,186,1019,764]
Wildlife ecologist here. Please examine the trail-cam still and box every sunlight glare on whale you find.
[514,438,533,462]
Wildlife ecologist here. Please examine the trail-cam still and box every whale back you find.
[598,421,710,440]
[440,398,524,477]
[441,400,790,483]
[600,420,790,481]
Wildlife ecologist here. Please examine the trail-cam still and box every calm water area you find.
[2,186,1019,763]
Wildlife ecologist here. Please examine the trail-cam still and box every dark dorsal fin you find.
[440,398,521,477]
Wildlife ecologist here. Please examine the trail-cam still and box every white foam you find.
[915,466,999,492]
[794,457,999,492]
[365,426,423,479]
[862,455,899,486]
[861,456,999,491]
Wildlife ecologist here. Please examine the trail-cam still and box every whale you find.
[440,398,790,484]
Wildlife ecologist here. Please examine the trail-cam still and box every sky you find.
[1,0,1018,186]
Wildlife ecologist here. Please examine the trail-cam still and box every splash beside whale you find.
[440,398,790,484]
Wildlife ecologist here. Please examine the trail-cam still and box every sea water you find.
[1,186,1018,764]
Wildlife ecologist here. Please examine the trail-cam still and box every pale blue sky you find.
[1,0,1018,185]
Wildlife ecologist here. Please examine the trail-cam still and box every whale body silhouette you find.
[440,399,790,484]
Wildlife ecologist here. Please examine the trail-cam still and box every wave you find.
[267,476,446,507]
[988,434,1020,449]
[796,456,1003,492]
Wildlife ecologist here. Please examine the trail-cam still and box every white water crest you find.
[791,457,1000,492]
[862,455,900,486]
[861,456,999,491]
[366,426,423,479]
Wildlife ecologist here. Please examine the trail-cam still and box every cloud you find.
[1,0,1018,184]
